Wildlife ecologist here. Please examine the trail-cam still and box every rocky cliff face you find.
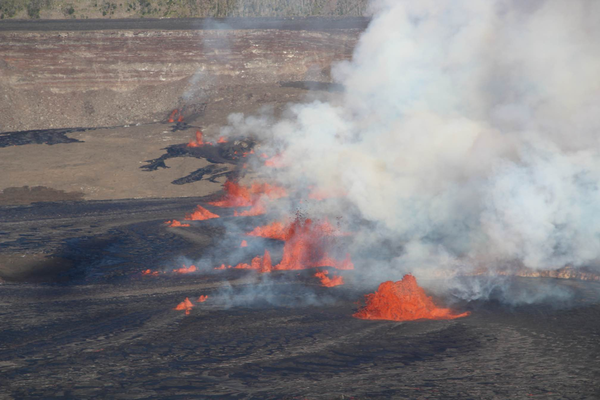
[0,25,361,132]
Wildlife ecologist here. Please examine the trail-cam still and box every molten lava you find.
[315,270,344,287]
[246,221,288,240]
[142,269,160,276]
[217,136,228,143]
[243,218,353,271]
[209,181,286,208]
[353,275,470,322]
[173,265,197,274]
[234,201,266,217]
[197,295,208,302]
[174,297,194,315]
[165,220,190,227]
[185,205,220,221]
[187,130,208,147]
[234,250,273,273]
[240,240,248,247]
[168,109,179,123]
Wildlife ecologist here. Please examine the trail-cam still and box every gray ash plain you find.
[1,197,600,399]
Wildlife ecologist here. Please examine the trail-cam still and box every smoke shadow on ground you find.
[279,81,345,92]
[0,128,88,147]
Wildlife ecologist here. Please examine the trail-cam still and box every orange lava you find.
[185,205,220,221]
[165,220,190,227]
[234,249,273,273]
[214,264,231,270]
[244,218,353,272]
[197,295,208,302]
[142,269,160,276]
[177,114,184,122]
[217,136,228,143]
[209,181,286,208]
[234,201,266,217]
[174,297,194,315]
[168,109,179,123]
[173,265,197,274]
[187,130,207,147]
[246,221,288,240]
[315,270,344,287]
[353,275,470,321]
[240,240,248,247]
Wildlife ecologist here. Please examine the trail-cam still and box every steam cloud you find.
[216,0,600,302]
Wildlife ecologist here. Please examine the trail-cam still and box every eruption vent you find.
[185,205,220,221]
[174,298,194,315]
[354,275,469,321]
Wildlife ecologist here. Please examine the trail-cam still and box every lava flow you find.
[208,181,286,208]
[185,205,219,221]
[353,275,470,321]
[173,265,197,274]
[315,269,344,287]
[197,295,208,302]
[165,220,190,227]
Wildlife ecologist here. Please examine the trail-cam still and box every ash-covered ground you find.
[1,195,600,399]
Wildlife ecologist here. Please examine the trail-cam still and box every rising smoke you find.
[216,0,600,302]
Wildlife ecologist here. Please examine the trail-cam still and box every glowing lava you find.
[240,240,248,247]
[353,275,470,322]
[217,136,228,143]
[240,218,353,272]
[165,220,190,227]
[234,250,273,273]
[209,181,286,208]
[234,201,266,217]
[187,130,210,147]
[174,297,194,315]
[173,265,197,274]
[142,269,160,276]
[185,205,220,221]
[315,269,344,287]
[168,109,179,123]
[198,295,208,302]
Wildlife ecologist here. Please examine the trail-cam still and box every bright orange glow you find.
[217,136,228,143]
[173,265,197,274]
[142,269,160,276]
[185,205,220,221]
[353,275,470,321]
[234,249,273,273]
[187,130,206,148]
[246,221,288,240]
[234,201,266,217]
[165,220,190,227]
[174,297,194,315]
[315,269,344,287]
[197,295,208,302]
[240,240,248,247]
[168,109,179,123]
[177,114,184,122]
[209,181,287,208]
[245,217,353,271]
[214,264,231,270]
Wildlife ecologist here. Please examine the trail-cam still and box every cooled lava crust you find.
[1,199,599,399]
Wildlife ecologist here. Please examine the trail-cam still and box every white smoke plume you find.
[217,0,600,301]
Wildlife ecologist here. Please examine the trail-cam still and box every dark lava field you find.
[1,195,600,399]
